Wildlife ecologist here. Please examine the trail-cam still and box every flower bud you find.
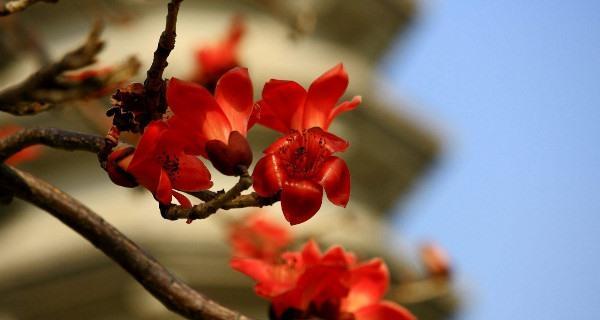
[106,147,138,188]
[205,131,252,176]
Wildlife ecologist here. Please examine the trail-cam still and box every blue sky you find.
[381,0,600,319]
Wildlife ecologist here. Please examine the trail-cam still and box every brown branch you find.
[0,0,57,16]
[0,21,104,115]
[0,164,254,320]
[0,127,105,162]
[164,191,280,221]
[143,0,183,120]
[163,170,253,221]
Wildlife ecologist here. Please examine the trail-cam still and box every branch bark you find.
[0,128,105,162]
[143,0,183,120]
[0,164,254,320]
[0,0,57,16]
[0,21,104,115]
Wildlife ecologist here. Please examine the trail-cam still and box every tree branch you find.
[0,164,254,320]
[0,21,104,115]
[143,0,183,120]
[0,0,57,17]
[0,128,105,162]
[163,191,280,221]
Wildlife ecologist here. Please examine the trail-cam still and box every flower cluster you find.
[107,62,359,225]
[229,214,415,320]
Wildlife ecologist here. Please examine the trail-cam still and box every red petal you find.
[317,156,350,207]
[304,64,349,129]
[167,77,231,143]
[307,127,349,153]
[252,154,286,197]
[258,79,307,132]
[328,95,362,128]
[343,259,389,312]
[171,154,213,191]
[281,179,323,225]
[354,301,416,320]
[214,67,253,135]
[155,169,173,205]
[172,191,192,208]
[129,121,166,168]
[300,240,322,266]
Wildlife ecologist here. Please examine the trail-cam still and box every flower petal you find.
[167,77,231,144]
[172,191,192,208]
[304,63,349,129]
[155,169,173,205]
[171,154,213,191]
[354,301,416,320]
[129,120,166,169]
[281,179,323,225]
[317,156,350,207]
[328,95,362,126]
[214,67,254,135]
[307,127,349,153]
[343,259,389,312]
[252,154,286,197]
[258,79,307,133]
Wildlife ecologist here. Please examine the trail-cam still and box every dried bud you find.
[107,83,148,133]
[106,147,138,188]
[420,242,451,278]
[205,131,252,176]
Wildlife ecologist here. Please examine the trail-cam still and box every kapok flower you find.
[109,120,213,207]
[192,16,245,90]
[0,125,42,166]
[229,211,292,262]
[231,240,415,320]
[252,64,361,225]
[167,67,254,176]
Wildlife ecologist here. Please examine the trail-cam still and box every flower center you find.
[277,130,332,179]
[158,152,180,179]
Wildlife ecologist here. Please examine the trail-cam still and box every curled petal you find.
[172,191,192,208]
[328,95,362,128]
[252,154,286,197]
[155,169,173,205]
[317,156,350,207]
[354,301,416,320]
[171,154,213,191]
[304,63,349,129]
[343,259,389,312]
[281,179,323,225]
[258,79,307,133]
[129,121,166,168]
[205,131,253,176]
[215,67,254,135]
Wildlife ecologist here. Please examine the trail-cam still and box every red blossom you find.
[192,16,245,90]
[231,241,414,320]
[0,125,42,166]
[229,211,292,262]
[252,64,360,225]
[167,67,254,175]
[109,120,213,207]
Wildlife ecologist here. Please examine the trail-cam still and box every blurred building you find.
[0,1,454,319]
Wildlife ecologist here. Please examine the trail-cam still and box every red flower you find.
[231,241,415,320]
[111,120,213,207]
[0,125,42,166]
[167,67,254,176]
[192,16,245,90]
[252,64,360,225]
[229,211,292,262]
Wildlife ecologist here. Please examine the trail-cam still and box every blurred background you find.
[0,0,599,319]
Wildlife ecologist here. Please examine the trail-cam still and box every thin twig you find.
[0,21,104,115]
[163,170,253,221]
[0,164,254,320]
[143,0,183,120]
[164,191,280,221]
[0,0,57,17]
[0,128,105,162]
